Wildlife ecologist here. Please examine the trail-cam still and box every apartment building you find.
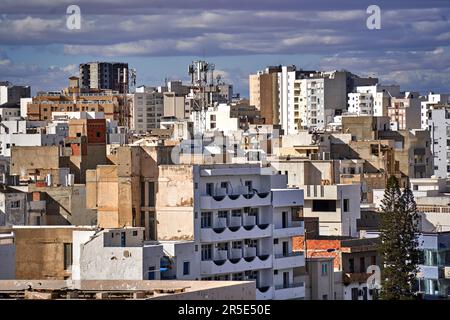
[416,232,450,299]
[378,129,433,180]
[27,77,127,124]
[347,84,400,116]
[428,105,450,178]
[0,104,21,121]
[0,185,27,226]
[0,225,96,279]
[86,145,173,239]
[421,93,450,129]
[72,228,164,280]
[0,81,31,105]
[299,184,360,237]
[156,164,306,300]
[79,62,129,93]
[249,66,281,125]
[388,92,422,130]
[294,236,381,300]
[131,86,164,133]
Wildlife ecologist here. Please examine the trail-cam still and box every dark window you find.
[148,266,155,280]
[96,132,101,137]
[206,183,214,196]
[312,200,336,212]
[343,199,349,212]
[351,287,359,300]
[349,258,355,273]
[371,256,376,265]
[132,231,138,236]
[120,232,126,247]
[201,212,212,228]
[63,243,72,270]
[148,182,155,206]
[76,132,81,137]
[183,261,190,275]
[360,257,365,273]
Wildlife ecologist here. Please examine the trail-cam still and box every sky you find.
[0,0,450,97]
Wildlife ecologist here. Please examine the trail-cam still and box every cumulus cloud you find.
[0,1,449,94]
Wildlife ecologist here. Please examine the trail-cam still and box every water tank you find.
[46,174,52,187]
[66,174,74,186]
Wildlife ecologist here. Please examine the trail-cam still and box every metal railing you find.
[274,252,304,259]
[274,282,304,290]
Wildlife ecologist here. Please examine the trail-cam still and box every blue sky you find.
[1,0,450,96]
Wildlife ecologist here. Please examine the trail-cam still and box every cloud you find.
[0,1,448,95]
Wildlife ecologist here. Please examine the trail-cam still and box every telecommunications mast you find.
[188,60,216,133]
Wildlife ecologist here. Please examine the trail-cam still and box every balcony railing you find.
[275,252,304,259]
[274,282,304,290]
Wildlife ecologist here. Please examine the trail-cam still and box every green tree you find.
[378,176,421,300]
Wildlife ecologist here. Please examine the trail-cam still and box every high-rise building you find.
[429,105,450,178]
[0,81,31,105]
[347,84,400,116]
[421,93,450,129]
[387,92,422,130]
[130,86,164,133]
[79,62,129,93]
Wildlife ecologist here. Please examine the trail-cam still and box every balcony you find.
[256,286,274,300]
[200,224,272,242]
[273,221,304,238]
[200,255,273,275]
[274,282,305,300]
[200,192,271,210]
[273,252,305,269]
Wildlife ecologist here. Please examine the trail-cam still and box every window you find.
[183,261,190,275]
[220,182,229,193]
[312,200,336,212]
[10,201,20,209]
[206,183,214,196]
[201,212,212,228]
[148,266,155,280]
[360,257,365,273]
[201,244,212,261]
[63,243,72,270]
[322,294,328,300]
[321,263,328,276]
[343,199,349,212]
[371,255,376,266]
[245,180,253,193]
[132,230,138,237]
[349,258,355,273]
[351,287,359,300]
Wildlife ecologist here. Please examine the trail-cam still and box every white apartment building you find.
[72,228,164,281]
[429,105,450,178]
[191,104,240,135]
[157,164,306,300]
[130,87,164,134]
[300,184,361,237]
[196,166,305,300]
[421,93,450,129]
[0,120,67,157]
[282,70,347,133]
[347,84,400,116]
[0,105,21,121]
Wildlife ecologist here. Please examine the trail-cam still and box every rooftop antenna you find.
[188,60,216,134]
